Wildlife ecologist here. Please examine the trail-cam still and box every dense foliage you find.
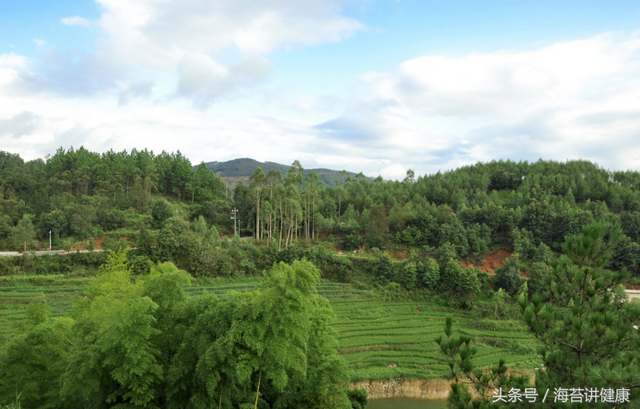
[0,148,230,251]
[3,150,640,274]
[3,148,640,308]
[0,250,364,409]
[3,148,640,407]
[437,223,640,408]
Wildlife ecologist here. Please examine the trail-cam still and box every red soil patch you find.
[482,249,512,273]
[627,284,640,290]
[94,236,105,249]
[69,242,86,251]
[68,236,111,251]
[463,248,513,275]
[388,250,408,261]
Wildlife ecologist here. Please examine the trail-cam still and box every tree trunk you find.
[254,367,263,409]
[219,378,224,409]
[279,201,283,251]
[307,192,311,238]
[312,198,315,239]
[286,209,293,248]
[256,191,260,240]
[269,187,273,241]
[285,223,291,248]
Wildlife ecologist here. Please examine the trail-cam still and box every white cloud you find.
[174,53,272,109]
[89,0,362,71]
[61,16,93,27]
[122,0,363,57]
[89,0,362,106]
[379,164,407,179]
[0,53,27,68]
[316,31,640,175]
[4,14,640,180]
[0,53,28,85]
[3,47,120,97]
[118,79,154,105]
[0,112,41,138]
[393,33,640,117]
[3,1,363,107]
[288,95,318,111]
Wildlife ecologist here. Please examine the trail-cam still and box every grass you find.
[0,275,540,381]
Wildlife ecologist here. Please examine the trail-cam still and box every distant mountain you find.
[203,158,371,186]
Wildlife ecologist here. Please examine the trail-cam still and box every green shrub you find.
[493,253,522,296]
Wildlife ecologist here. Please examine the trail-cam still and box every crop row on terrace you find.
[330,297,539,380]
[0,276,540,381]
[0,280,370,341]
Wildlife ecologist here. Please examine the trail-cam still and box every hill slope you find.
[204,158,372,186]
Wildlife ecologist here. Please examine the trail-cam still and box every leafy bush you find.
[493,253,522,296]
[395,261,417,290]
[417,257,440,289]
[368,254,394,284]
[151,200,172,229]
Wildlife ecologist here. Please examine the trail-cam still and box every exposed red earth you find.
[462,248,512,274]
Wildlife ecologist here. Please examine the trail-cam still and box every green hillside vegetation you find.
[0,271,538,382]
[435,223,640,408]
[4,148,640,290]
[0,253,370,408]
[1,147,640,407]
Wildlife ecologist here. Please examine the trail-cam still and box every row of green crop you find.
[330,294,540,380]
[335,326,450,339]
[334,310,456,319]
[334,317,450,328]
[335,324,532,340]
[0,283,85,342]
[0,276,541,383]
[336,321,447,332]
[0,275,93,287]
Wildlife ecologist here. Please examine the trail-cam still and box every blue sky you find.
[2,0,640,178]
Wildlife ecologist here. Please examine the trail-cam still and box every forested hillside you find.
[2,148,640,408]
[2,148,640,281]
[0,148,232,252]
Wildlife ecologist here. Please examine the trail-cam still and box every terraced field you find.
[0,275,91,340]
[0,276,540,380]
[328,285,539,380]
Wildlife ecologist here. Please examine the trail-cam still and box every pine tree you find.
[12,214,35,252]
[438,222,640,408]
[518,222,640,407]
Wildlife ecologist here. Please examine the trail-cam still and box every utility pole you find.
[230,208,238,236]
[49,231,51,251]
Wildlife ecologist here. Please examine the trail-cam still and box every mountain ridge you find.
[204,158,373,186]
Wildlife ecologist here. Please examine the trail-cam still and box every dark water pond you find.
[367,398,447,409]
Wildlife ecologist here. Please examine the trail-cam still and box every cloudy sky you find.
[2,0,640,179]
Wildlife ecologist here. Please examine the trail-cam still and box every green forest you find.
[0,147,639,408]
